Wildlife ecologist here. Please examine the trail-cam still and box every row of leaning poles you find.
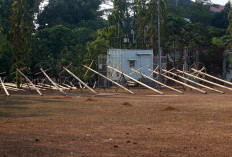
[1,63,232,96]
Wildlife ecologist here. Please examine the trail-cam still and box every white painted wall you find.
[107,49,153,81]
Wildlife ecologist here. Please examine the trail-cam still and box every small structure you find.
[106,49,154,81]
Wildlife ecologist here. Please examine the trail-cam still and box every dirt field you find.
[0,88,232,157]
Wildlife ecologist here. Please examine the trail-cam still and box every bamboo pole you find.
[177,69,232,92]
[17,69,43,96]
[0,77,10,96]
[35,68,51,76]
[148,69,207,94]
[83,65,134,94]
[84,61,94,77]
[63,67,97,94]
[192,68,232,86]
[163,69,224,94]
[40,68,67,95]
[131,68,183,94]
[108,66,163,95]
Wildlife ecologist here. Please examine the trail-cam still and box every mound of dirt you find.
[162,106,178,111]
[86,97,97,102]
[122,102,133,106]
[52,96,72,99]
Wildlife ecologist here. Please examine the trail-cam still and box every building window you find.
[129,60,135,68]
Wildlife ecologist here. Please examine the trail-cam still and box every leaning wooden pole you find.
[40,68,67,96]
[17,69,43,96]
[83,65,134,94]
[108,66,163,95]
[177,69,232,92]
[0,77,10,96]
[192,68,232,86]
[131,68,183,94]
[63,67,97,94]
[163,69,224,94]
[148,69,207,94]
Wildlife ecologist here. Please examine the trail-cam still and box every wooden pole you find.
[40,68,67,95]
[191,68,232,87]
[164,69,224,94]
[108,66,163,95]
[0,77,10,96]
[84,61,94,77]
[17,69,43,96]
[63,67,97,94]
[177,69,232,91]
[131,68,183,94]
[83,65,134,94]
[34,68,51,76]
[148,68,207,94]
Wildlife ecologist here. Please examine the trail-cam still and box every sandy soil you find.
[0,88,232,157]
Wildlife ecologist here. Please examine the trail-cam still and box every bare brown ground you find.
[0,87,232,157]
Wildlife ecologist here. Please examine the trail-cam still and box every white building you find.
[106,49,154,81]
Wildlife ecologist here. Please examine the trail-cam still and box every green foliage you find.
[211,2,231,29]
[87,28,110,59]
[0,34,14,74]
[9,0,34,69]
[227,4,232,48]
[37,0,104,29]
[32,25,74,71]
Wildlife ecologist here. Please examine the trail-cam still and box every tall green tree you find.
[9,0,34,69]
[227,4,232,48]
[37,0,104,29]
[211,2,231,29]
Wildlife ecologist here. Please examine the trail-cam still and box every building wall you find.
[107,49,153,81]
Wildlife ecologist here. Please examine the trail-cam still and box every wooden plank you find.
[164,69,224,94]
[108,66,163,95]
[148,69,207,94]
[83,65,134,94]
[177,69,232,92]
[131,68,183,94]
[17,69,43,96]
[63,67,97,94]
[192,68,232,86]
[0,77,10,96]
[40,68,67,95]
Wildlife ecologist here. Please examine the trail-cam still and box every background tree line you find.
[0,0,232,81]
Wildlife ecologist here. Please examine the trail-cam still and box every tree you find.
[9,0,34,69]
[227,3,232,48]
[37,0,104,29]
[211,2,231,29]
[190,0,213,25]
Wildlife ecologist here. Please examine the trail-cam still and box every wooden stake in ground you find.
[17,69,43,96]
[148,68,207,94]
[163,69,224,94]
[0,77,10,96]
[131,68,183,94]
[40,68,67,96]
[176,69,232,92]
[108,66,163,95]
[83,65,134,94]
[191,68,232,87]
[63,67,97,94]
